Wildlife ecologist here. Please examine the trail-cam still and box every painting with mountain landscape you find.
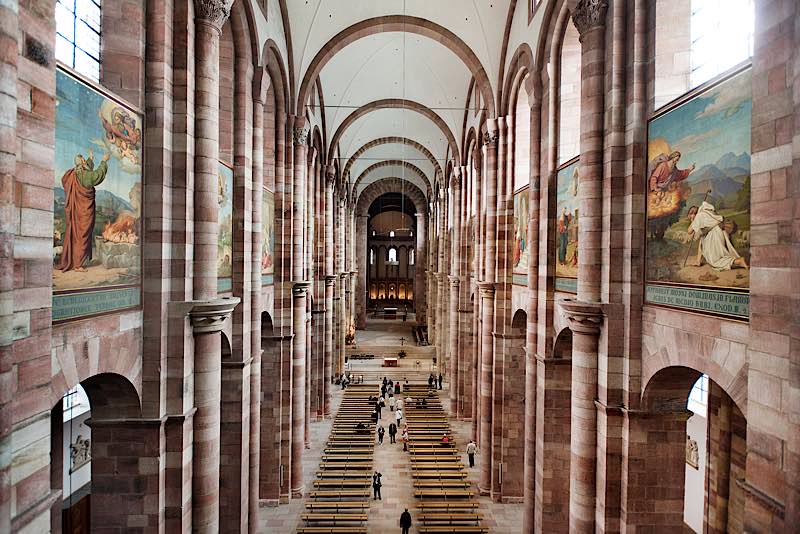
[52,68,142,321]
[645,68,751,317]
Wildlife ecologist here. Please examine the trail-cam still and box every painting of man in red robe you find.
[56,148,110,272]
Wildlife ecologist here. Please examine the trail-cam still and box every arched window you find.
[654,0,754,108]
[690,0,753,87]
[409,249,415,265]
[388,247,397,263]
[56,0,102,81]
[389,230,395,238]
[370,248,375,265]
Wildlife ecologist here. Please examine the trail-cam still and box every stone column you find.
[190,297,240,533]
[290,282,310,495]
[622,409,692,530]
[191,2,232,531]
[449,169,462,403]
[572,0,607,303]
[534,356,573,532]
[324,276,335,414]
[414,213,427,324]
[0,2,15,532]
[478,282,495,494]
[563,1,609,530]
[355,214,369,328]
[289,118,309,496]
[561,299,603,533]
[248,95,264,533]
[324,167,336,414]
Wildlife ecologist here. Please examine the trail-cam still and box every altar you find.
[383,357,398,367]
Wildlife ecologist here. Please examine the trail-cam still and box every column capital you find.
[325,275,337,286]
[325,165,336,184]
[415,212,425,219]
[483,120,499,147]
[448,275,460,288]
[449,170,461,189]
[559,298,604,335]
[188,297,241,334]
[292,281,311,295]
[571,0,609,38]
[477,281,495,298]
[292,125,309,146]
[194,0,233,31]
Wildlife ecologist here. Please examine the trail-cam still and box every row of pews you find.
[404,385,488,533]
[297,383,377,534]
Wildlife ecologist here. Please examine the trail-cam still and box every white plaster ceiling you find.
[346,143,436,189]
[285,1,515,199]
[354,163,430,204]
[337,108,448,172]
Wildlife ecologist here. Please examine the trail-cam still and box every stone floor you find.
[258,320,524,533]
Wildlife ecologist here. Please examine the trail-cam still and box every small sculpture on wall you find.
[69,434,91,473]
[686,435,699,469]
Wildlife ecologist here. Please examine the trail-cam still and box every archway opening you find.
[634,366,747,532]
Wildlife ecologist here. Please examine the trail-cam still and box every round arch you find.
[297,15,496,120]
[343,136,443,180]
[355,177,428,216]
[352,160,432,200]
[331,99,460,163]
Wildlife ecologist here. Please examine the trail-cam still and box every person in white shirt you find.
[466,440,477,468]
[389,395,396,411]
[395,408,403,425]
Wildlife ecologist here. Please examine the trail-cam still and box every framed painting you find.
[262,188,275,284]
[512,187,529,284]
[53,67,142,322]
[555,157,579,293]
[645,67,751,319]
[218,161,234,292]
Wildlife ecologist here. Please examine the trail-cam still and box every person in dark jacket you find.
[399,508,412,534]
[388,422,397,443]
[372,471,383,500]
[438,373,443,389]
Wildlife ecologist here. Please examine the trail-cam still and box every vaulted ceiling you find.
[283,0,516,201]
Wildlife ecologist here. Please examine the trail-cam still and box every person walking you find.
[438,373,443,389]
[372,471,382,500]
[372,409,380,425]
[399,508,412,534]
[396,397,403,411]
[394,381,401,394]
[428,373,435,388]
[389,394,396,411]
[402,428,409,451]
[466,439,477,468]
[375,398,383,419]
[395,408,403,426]
[377,425,385,444]
[388,422,397,443]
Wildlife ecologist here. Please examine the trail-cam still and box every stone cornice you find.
[559,298,603,335]
[735,478,785,519]
[194,0,233,31]
[188,297,240,334]
[571,0,609,38]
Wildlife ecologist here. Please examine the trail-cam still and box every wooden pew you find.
[417,513,483,524]
[417,527,488,534]
[300,512,369,524]
[297,528,367,534]
[312,479,371,488]
[305,502,369,511]
[414,489,476,499]
[416,502,480,511]
[308,489,371,499]
[413,481,472,489]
